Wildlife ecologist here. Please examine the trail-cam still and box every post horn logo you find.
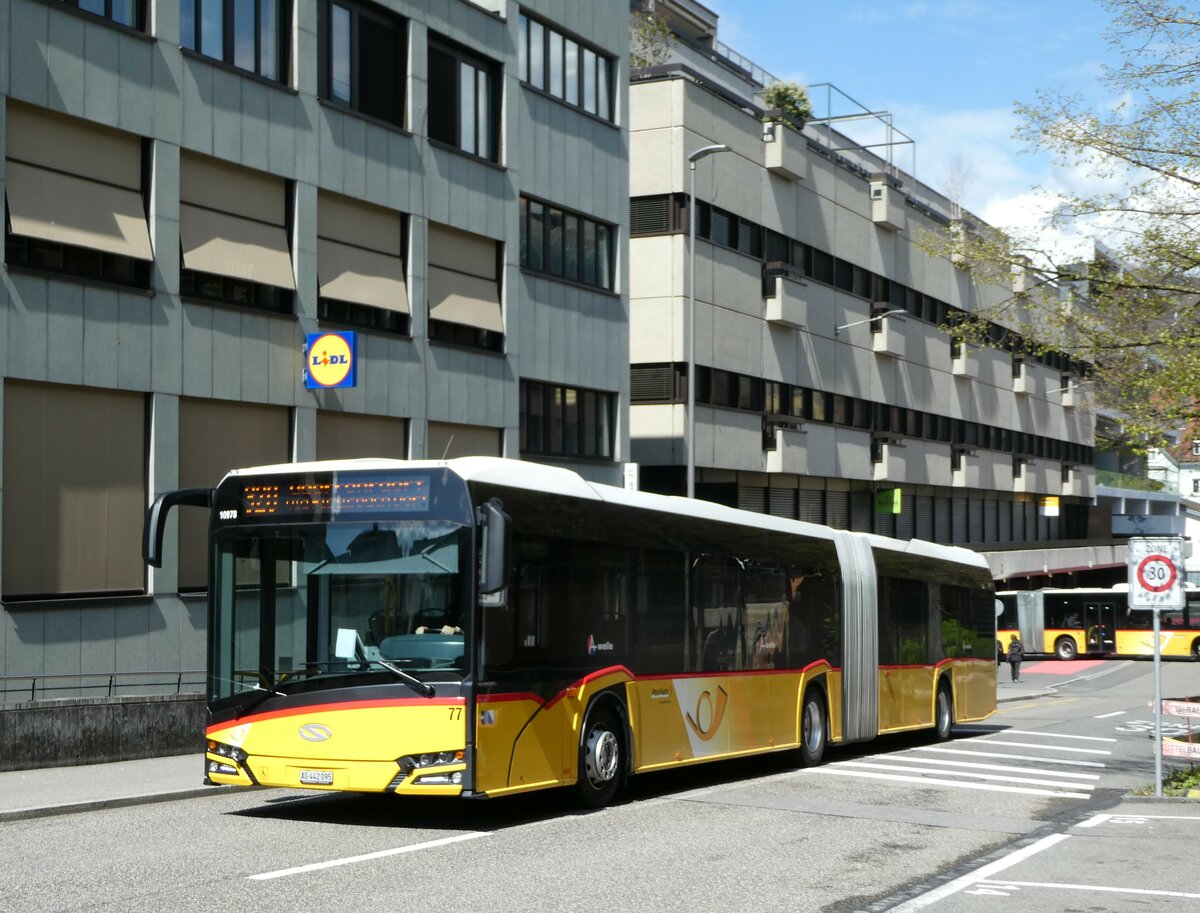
[298,723,333,742]
[684,685,729,742]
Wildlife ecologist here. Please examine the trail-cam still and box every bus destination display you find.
[240,475,430,518]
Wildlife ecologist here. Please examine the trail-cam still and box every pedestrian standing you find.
[1007,633,1024,683]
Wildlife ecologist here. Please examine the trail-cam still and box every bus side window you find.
[693,556,743,672]
[785,567,838,667]
[632,548,686,675]
[742,563,788,670]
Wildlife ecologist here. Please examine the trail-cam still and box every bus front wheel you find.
[799,689,827,767]
[1055,637,1077,661]
[577,705,623,808]
[1192,638,1200,661]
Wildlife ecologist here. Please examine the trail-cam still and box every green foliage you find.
[914,0,1200,446]
[1135,762,1200,797]
[630,9,672,69]
[762,81,813,128]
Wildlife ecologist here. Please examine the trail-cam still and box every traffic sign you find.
[1126,536,1184,610]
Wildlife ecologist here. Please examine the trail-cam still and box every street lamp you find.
[834,309,906,336]
[687,143,730,499]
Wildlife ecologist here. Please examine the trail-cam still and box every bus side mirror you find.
[478,498,510,606]
[143,487,216,567]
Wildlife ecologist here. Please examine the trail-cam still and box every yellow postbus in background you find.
[998,586,1200,661]
[145,457,996,807]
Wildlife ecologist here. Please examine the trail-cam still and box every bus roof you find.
[224,456,990,572]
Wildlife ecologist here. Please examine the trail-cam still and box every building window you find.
[519,196,613,290]
[1192,440,1200,457]
[2,381,146,599]
[518,13,614,122]
[318,0,406,127]
[1192,478,1200,495]
[428,421,503,459]
[427,222,503,352]
[178,398,290,590]
[428,37,499,161]
[520,380,613,460]
[61,0,144,28]
[316,411,408,461]
[630,364,685,403]
[179,152,295,314]
[318,191,409,335]
[180,0,291,82]
[4,103,152,289]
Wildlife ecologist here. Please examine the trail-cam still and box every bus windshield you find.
[210,519,473,705]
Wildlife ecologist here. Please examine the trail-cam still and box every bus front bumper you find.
[205,745,469,796]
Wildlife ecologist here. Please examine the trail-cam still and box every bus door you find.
[1084,601,1117,654]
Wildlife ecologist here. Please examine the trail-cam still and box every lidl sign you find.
[304,331,356,389]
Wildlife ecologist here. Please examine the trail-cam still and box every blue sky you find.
[701,0,1124,234]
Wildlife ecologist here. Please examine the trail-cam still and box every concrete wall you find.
[0,695,204,771]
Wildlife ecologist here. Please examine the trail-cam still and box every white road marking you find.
[976,879,1200,900]
[1078,812,1200,827]
[1002,729,1117,742]
[887,834,1070,911]
[837,760,1094,791]
[248,832,490,881]
[883,755,1100,781]
[976,739,1111,755]
[807,767,1092,799]
[916,746,1106,768]
[1093,710,1126,719]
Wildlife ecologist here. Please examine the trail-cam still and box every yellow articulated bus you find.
[998,587,1200,662]
[144,457,996,807]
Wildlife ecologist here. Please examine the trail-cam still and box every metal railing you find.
[1096,470,1169,493]
[0,670,205,704]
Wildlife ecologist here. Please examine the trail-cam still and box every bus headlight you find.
[396,750,465,776]
[207,739,248,764]
[413,771,464,786]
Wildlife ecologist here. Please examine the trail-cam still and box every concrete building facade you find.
[0,0,629,695]
[628,0,1099,583]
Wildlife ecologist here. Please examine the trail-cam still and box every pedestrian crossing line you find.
[977,739,1111,755]
[915,746,1106,768]
[807,767,1092,799]
[884,755,1100,781]
[837,760,1095,791]
[1002,729,1117,743]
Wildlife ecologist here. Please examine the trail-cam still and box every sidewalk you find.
[996,677,1057,703]
[0,753,231,822]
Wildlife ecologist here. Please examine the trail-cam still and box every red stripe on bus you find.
[207,696,464,730]
[544,665,634,711]
[637,661,836,682]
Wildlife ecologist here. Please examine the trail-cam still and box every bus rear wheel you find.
[1192,639,1200,661]
[933,682,954,741]
[577,706,623,808]
[799,689,827,767]
[1055,637,1077,661]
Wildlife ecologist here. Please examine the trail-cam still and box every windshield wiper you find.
[370,659,436,697]
[235,673,288,719]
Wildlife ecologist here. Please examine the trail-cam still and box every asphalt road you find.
[2,659,1198,913]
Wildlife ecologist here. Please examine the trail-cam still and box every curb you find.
[0,784,243,824]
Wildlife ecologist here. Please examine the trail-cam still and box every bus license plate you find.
[299,769,334,785]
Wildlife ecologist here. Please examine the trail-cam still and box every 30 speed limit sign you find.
[1127,537,1185,609]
